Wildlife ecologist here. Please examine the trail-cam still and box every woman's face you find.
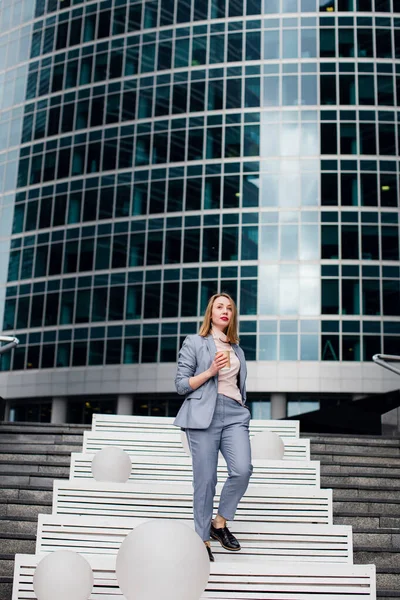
[211,296,233,330]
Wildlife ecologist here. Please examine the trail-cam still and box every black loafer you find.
[210,524,241,551]
[205,544,215,562]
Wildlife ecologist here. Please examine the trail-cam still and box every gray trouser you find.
[186,393,253,541]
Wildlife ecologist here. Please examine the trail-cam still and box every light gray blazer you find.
[174,333,247,430]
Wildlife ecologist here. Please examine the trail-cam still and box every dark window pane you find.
[342,279,360,315]
[44,292,59,326]
[321,334,339,360]
[60,291,74,324]
[240,280,257,315]
[361,173,377,206]
[144,284,161,318]
[16,297,30,329]
[41,344,55,368]
[380,174,398,208]
[342,335,360,361]
[341,173,358,206]
[320,29,335,57]
[362,280,380,315]
[108,286,124,320]
[363,336,381,361]
[321,123,337,154]
[30,295,44,328]
[112,235,128,269]
[72,342,87,366]
[322,280,339,314]
[202,227,220,261]
[146,231,163,265]
[241,226,258,260]
[165,230,182,264]
[181,281,198,316]
[129,233,145,266]
[222,227,239,261]
[162,282,179,317]
[183,228,200,263]
[76,289,91,323]
[383,281,400,316]
[142,337,158,363]
[89,340,104,365]
[106,339,122,364]
[361,225,379,260]
[92,288,107,321]
[186,178,202,210]
[167,179,184,212]
[126,285,142,319]
[123,339,139,364]
[379,123,396,155]
[223,175,240,208]
[160,337,177,362]
[341,225,359,259]
[149,180,165,213]
[382,227,399,260]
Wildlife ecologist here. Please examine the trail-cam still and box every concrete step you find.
[4,454,400,476]
[0,534,35,555]
[307,433,400,446]
[324,475,400,489]
[332,485,400,501]
[312,443,400,457]
[0,517,37,535]
[0,450,71,462]
[355,548,400,569]
[375,569,400,593]
[0,442,82,453]
[312,450,400,464]
[0,499,52,520]
[321,462,400,475]
[0,487,53,503]
[0,432,83,443]
[333,498,400,525]
[353,529,400,549]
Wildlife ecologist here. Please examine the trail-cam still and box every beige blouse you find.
[211,327,243,405]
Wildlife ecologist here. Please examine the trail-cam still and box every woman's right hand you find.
[208,352,229,377]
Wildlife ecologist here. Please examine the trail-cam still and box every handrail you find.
[373,354,400,377]
[0,335,20,355]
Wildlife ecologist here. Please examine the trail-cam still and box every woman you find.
[174,293,253,562]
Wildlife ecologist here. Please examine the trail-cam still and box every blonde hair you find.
[198,293,239,344]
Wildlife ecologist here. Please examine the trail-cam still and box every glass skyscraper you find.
[0,0,399,424]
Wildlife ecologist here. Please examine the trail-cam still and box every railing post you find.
[0,335,20,355]
[372,354,400,377]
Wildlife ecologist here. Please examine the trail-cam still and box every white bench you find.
[53,480,333,524]
[12,553,377,599]
[92,414,301,439]
[82,431,310,461]
[70,452,321,488]
[36,513,353,563]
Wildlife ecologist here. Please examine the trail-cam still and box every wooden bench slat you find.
[83,431,310,461]
[70,452,320,488]
[53,480,332,525]
[36,514,352,563]
[92,415,300,439]
[12,554,376,600]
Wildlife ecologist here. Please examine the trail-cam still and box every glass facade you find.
[0,0,399,384]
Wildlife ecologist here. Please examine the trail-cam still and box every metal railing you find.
[0,335,20,355]
[373,354,400,377]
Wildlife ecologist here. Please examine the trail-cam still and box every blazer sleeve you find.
[175,335,197,395]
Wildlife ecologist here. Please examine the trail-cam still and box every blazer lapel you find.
[205,334,217,358]
[232,344,246,397]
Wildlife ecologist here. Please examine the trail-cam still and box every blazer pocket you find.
[186,388,204,400]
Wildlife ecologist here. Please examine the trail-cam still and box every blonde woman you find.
[174,293,252,562]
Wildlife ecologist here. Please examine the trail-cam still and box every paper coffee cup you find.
[217,350,230,371]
